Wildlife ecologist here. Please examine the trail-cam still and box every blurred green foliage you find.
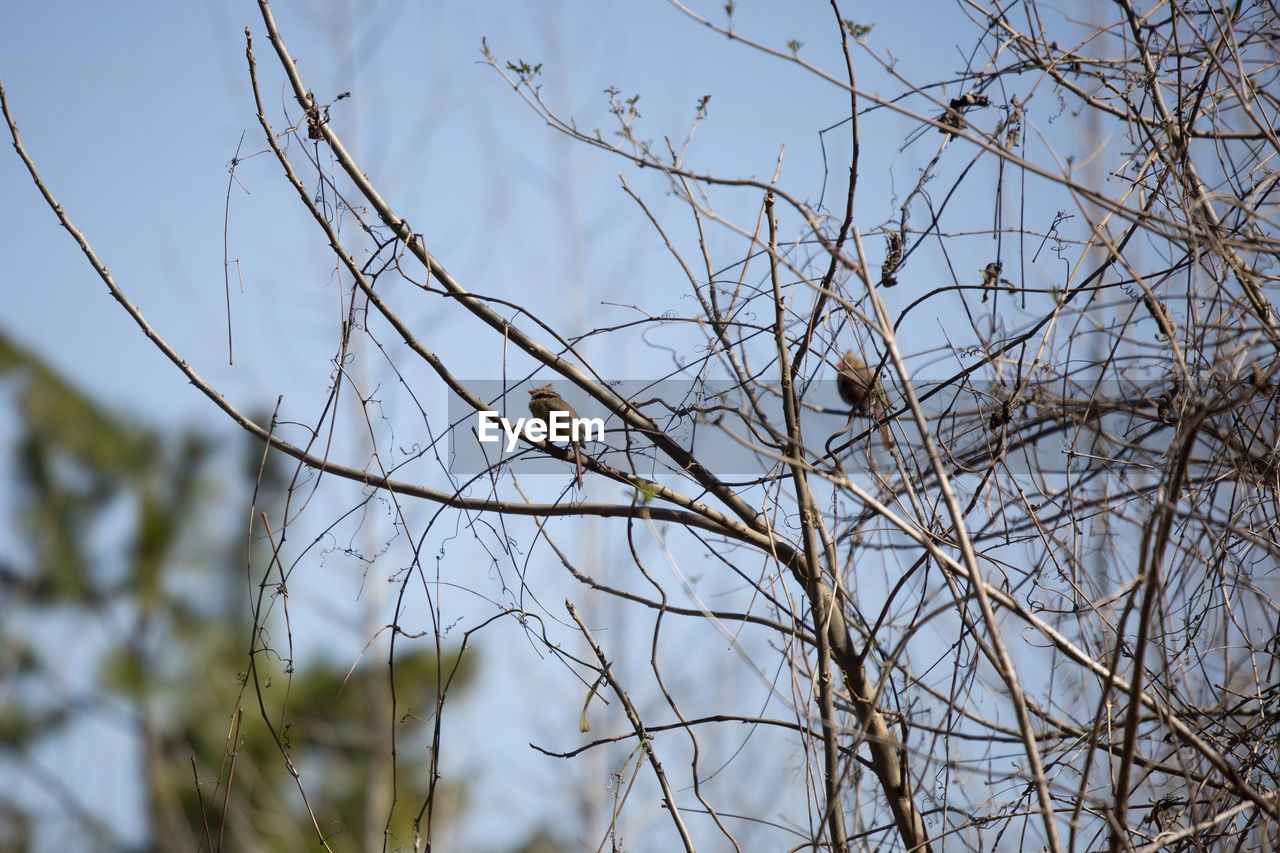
[0,332,484,851]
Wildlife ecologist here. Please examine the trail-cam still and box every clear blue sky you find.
[3,1,933,422]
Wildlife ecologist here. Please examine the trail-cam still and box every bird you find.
[836,351,891,444]
[836,351,883,412]
[528,384,583,487]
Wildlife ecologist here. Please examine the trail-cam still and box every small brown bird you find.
[836,351,891,444]
[836,352,883,412]
[528,384,583,487]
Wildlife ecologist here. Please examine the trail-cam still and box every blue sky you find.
[3,2,960,425]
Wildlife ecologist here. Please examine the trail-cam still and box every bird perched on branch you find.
[836,351,891,445]
[528,384,583,487]
[836,352,884,412]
